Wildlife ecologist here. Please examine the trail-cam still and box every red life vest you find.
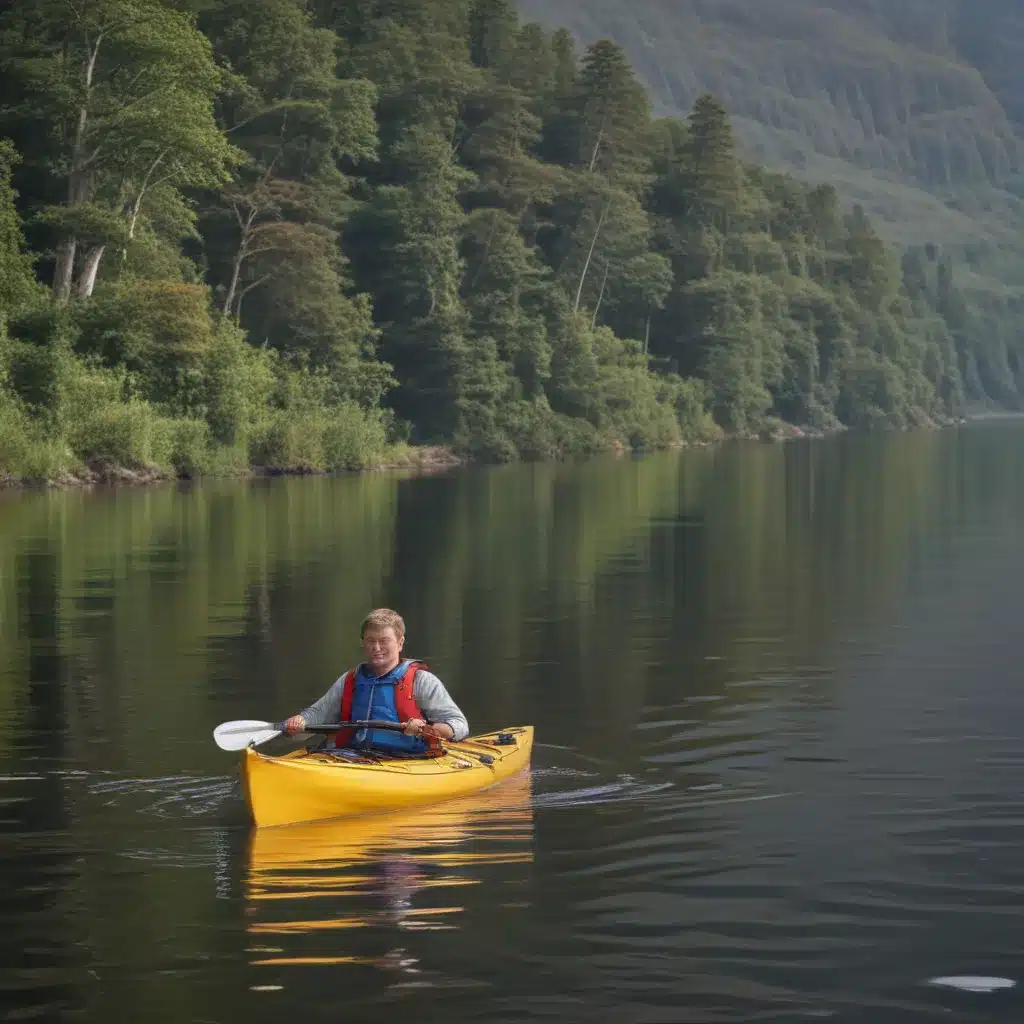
[334,660,426,749]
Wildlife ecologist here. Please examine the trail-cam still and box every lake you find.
[2,422,1024,1023]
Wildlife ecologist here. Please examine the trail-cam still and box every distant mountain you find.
[517,0,1024,294]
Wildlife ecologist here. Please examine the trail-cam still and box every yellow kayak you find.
[241,725,534,827]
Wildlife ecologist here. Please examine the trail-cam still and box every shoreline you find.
[0,415,975,492]
[0,443,469,491]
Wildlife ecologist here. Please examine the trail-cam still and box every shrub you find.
[169,418,213,476]
[0,392,69,480]
[322,402,391,470]
[59,358,172,471]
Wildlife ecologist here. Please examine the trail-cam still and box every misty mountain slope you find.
[517,0,1024,289]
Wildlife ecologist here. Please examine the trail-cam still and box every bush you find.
[498,398,561,461]
[58,358,172,471]
[201,320,274,446]
[66,396,174,471]
[250,401,392,472]
[549,411,604,457]
[3,305,78,417]
[248,363,395,472]
[590,327,681,448]
[169,417,213,476]
[836,350,910,429]
[668,375,722,442]
[76,279,219,410]
[322,402,391,470]
[0,392,69,480]
[249,408,325,471]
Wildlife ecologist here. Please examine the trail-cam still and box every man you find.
[283,608,469,755]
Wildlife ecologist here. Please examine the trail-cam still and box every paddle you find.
[213,719,443,751]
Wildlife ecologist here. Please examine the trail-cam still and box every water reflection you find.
[3,425,1024,1021]
[245,773,534,981]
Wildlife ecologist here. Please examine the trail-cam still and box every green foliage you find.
[0,318,63,479]
[249,365,391,472]
[0,400,68,481]
[1,0,237,303]
[0,312,174,477]
[167,417,215,477]
[0,0,1005,482]
[64,387,175,473]
[0,142,38,315]
[517,0,1024,408]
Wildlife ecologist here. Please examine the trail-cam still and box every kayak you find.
[241,725,534,827]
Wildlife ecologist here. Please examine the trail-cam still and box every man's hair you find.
[360,608,406,639]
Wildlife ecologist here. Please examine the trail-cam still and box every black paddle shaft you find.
[278,720,413,734]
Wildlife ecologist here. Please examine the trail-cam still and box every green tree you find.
[197,0,383,401]
[0,0,988,478]
[347,127,477,438]
[468,0,518,73]
[680,94,742,228]
[837,204,898,312]
[0,0,235,301]
[572,40,651,179]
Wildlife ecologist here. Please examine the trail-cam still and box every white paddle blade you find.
[213,719,282,751]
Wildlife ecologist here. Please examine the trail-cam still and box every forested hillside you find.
[0,0,976,482]
[518,0,1024,407]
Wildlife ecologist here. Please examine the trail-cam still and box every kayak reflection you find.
[244,772,534,977]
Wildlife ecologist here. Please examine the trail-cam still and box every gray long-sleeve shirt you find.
[300,666,470,744]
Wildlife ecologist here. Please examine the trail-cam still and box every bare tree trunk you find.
[591,261,610,329]
[644,314,651,356]
[127,196,143,241]
[53,170,89,303]
[54,32,103,304]
[573,198,609,314]
[119,152,166,265]
[53,240,77,304]
[77,245,106,298]
[588,114,606,173]
[223,204,256,318]
[119,196,142,267]
[223,250,244,317]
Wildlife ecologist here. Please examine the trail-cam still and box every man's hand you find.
[283,715,307,735]
[403,719,454,741]
[402,719,455,740]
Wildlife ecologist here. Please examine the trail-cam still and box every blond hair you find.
[360,608,406,639]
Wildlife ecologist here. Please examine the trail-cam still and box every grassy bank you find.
[0,443,465,488]
[1,404,968,491]
[0,369,449,488]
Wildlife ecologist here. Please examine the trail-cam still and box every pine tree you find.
[468,0,518,72]
[682,93,742,226]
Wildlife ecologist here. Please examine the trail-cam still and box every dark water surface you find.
[3,424,1024,1023]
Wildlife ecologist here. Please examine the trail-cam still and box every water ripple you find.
[87,774,237,817]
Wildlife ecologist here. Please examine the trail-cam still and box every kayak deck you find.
[241,725,533,827]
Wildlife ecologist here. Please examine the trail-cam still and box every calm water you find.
[3,424,1024,1023]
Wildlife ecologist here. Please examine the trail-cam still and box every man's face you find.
[362,626,404,673]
